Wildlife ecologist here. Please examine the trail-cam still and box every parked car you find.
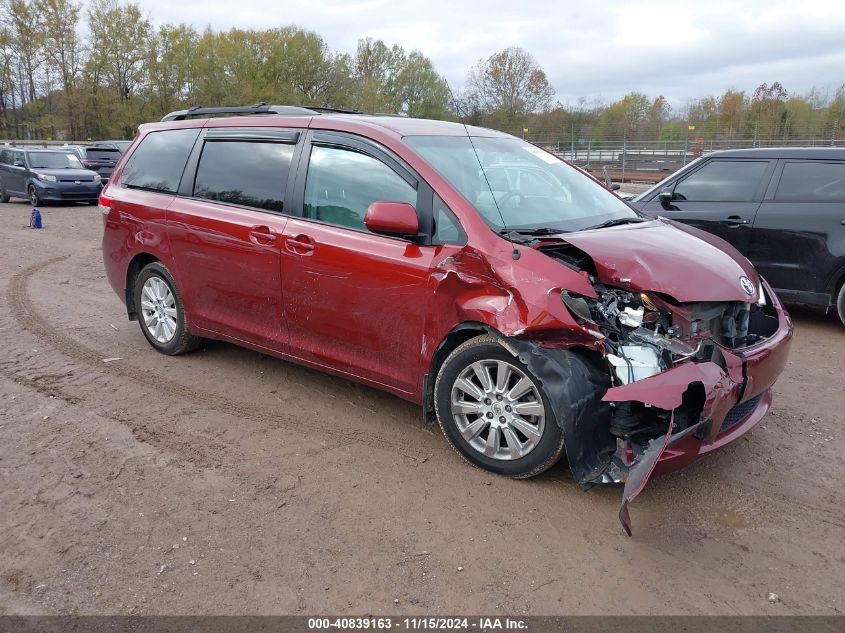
[630,148,845,325]
[101,105,793,533]
[59,145,121,184]
[0,147,102,205]
[93,140,132,153]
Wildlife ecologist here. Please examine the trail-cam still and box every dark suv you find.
[630,148,845,325]
[60,145,122,184]
[101,105,792,533]
[93,140,132,153]
[0,147,102,205]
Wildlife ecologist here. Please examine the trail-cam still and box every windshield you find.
[29,152,83,169]
[405,135,637,232]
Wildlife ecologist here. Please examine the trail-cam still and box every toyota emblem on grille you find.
[74,180,81,184]
[740,276,755,296]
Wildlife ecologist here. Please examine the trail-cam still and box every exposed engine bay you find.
[514,235,788,534]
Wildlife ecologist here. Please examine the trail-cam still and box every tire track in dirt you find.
[5,254,433,462]
[8,256,843,532]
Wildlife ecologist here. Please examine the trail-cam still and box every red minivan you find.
[102,105,792,533]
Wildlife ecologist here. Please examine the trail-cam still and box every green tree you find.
[87,0,151,101]
[4,0,43,104]
[146,24,198,117]
[38,0,84,138]
[393,51,450,118]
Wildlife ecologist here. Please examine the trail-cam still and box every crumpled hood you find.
[562,218,761,303]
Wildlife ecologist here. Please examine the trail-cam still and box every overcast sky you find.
[139,0,845,108]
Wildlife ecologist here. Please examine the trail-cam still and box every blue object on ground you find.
[30,208,42,229]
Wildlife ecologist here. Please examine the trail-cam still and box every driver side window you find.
[303,145,417,231]
[672,160,770,202]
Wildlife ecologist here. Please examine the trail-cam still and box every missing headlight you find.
[561,291,594,323]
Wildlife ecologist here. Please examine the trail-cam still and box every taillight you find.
[99,192,111,216]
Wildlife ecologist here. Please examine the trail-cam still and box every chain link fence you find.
[534,137,845,183]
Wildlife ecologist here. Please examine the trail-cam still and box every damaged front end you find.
[527,236,793,535]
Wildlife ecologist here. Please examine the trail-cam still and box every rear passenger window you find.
[775,162,845,203]
[193,141,294,212]
[672,160,769,202]
[304,145,416,230]
[121,128,200,193]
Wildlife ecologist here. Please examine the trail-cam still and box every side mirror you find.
[611,183,621,191]
[364,201,419,237]
[658,190,673,204]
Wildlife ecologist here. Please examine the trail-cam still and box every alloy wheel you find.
[450,359,546,460]
[140,276,178,344]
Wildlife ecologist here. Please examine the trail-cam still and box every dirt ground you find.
[0,201,842,616]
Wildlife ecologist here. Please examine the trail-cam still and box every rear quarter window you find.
[775,161,845,203]
[121,128,201,193]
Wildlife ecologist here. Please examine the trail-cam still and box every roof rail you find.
[305,106,363,114]
[160,103,320,121]
[160,103,370,122]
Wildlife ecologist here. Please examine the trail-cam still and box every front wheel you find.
[837,283,845,328]
[434,335,564,478]
[134,262,201,355]
[28,184,42,207]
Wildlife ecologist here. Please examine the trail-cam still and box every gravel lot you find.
[0,202,843,615]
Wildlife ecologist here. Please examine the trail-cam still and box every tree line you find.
[1,0,843,145]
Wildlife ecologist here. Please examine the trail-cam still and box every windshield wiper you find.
[581,217,647,231]
[498,227,566,237]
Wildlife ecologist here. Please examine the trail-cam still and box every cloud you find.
[130,0,845,105]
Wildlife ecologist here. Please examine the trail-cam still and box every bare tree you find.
[467,47,553,122]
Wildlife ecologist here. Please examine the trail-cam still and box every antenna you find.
[445,81,467,120]
[463,126,520,260]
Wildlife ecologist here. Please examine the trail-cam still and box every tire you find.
[133,262,201,355]
[837,282,845,328]
[28,184,42,207]
[434,335,565,478]
[0,185,9,203]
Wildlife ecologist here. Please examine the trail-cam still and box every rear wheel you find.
[434,335,564,478]
[836,282,845,327]
[0,185,9,203]
[133,262,201,355]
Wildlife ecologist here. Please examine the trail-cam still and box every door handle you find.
[719,216,750,227]
[285,234,315,255]
[249,225,278,245]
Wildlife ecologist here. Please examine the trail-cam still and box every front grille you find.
[60,191,96,199]
[720,393,763,433]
